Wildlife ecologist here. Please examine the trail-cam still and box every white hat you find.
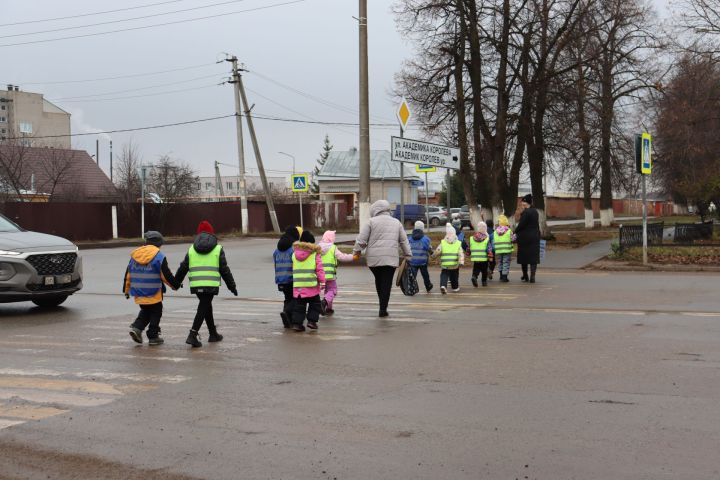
[414,220,425,231]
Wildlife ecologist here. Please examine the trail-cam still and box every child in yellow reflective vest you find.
[433,223,465,294]
[318,230,355,315]
[493,215,516,282]
[291,230,326,332]
[469,221,494,287]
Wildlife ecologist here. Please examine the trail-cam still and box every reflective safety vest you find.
[408,236,429,266]
[321,245,338,280]
[469,236,489,262]
[493,229,513,255]
[128,251,165,298]
[292,252,318,288]
[188,245,222,288]
[440,240,461,269]
[273,248,293,285]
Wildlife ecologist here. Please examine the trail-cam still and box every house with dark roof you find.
[0,145,119,202]
[316,148,420,217]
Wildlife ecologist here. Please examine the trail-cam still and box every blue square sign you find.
[291,174,309,193]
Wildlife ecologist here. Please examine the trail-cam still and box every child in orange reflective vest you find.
[124,231,180,345]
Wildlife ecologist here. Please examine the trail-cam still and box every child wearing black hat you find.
[273,226,301,328]
[124,231,180,345]
[290,230,325,332]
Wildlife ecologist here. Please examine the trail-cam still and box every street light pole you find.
[140,165,147,238]
[279,151,302,228]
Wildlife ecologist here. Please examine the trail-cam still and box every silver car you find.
[0,214,82,307]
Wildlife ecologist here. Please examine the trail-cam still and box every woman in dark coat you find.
[515,194,541,283]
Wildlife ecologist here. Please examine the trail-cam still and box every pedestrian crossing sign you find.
[291,173,309,192]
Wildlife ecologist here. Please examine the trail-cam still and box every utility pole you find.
[109,140,113,182]
[358,0,371,228]
[96,139,99,164]
[226,56,249,234]
[236,70,281,233]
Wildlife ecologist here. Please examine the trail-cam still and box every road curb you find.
[585,257,720,272]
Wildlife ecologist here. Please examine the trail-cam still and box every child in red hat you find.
[175,220,237,347]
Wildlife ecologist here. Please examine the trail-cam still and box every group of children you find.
[273,226,357,332]
[124,221,237,348]
[125,215,520,343]
[409,214,517,294]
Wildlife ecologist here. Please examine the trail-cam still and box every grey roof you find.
[317,149,419,180]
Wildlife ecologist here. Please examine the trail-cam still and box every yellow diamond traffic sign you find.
[397,98,411,131]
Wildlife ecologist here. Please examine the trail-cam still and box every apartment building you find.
[0,85,71,149]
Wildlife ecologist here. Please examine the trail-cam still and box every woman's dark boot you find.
[208,331,223,342]
[530,264,537,283]
[185,329,202,348]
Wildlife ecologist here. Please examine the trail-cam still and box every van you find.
[393,204,426,227]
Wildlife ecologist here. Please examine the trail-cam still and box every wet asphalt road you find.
[1,238,720,479]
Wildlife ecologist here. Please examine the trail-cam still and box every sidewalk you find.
[543,239,613,269]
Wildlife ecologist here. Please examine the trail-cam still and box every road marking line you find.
[0,377,122,395]
[0,390,116,407]
[0,418,25,430]
[0,403,67,420]
[0,368,189,384]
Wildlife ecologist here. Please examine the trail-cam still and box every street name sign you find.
[415,164,437,173]
[410,180,424,187]
[291,173,309,193]
[391,137,460,170]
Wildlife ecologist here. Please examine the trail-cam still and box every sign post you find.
[635,133,652,265]
[291,173,309,228]
[415,165,436,228]
[396,99,412,226]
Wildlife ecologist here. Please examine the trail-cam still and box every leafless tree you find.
[148,155,199,202]
[654,53,720,220]
[35,147,76,201]
[0,131,33,201]
[114,140,142,204]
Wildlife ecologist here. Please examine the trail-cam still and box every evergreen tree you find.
[311,135,332,194]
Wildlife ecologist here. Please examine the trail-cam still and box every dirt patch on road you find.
[0,439,202,480]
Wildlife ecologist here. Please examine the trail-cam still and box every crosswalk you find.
[0,283,537,432]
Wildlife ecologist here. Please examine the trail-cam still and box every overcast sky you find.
[2,0,671,180]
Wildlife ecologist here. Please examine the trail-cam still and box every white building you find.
[195,174,288,201]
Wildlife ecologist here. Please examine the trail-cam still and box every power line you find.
[5,62,218,85]
[49,73,224,100]
[248,69,396,123]
[57,83,221,103]
[0,0,252,39]
[0,0,186,27]
[4,112,423,141]
[6,114,235,140]
[0,0,307,48]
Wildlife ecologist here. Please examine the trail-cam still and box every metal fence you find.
[618,222,664,250]
[674,222,714,244]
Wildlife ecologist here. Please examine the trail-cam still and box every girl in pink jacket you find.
[318,230,355,315]
[291,230,326,332]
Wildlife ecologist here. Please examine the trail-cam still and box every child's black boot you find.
[208,329,223,342]
[186,329,202,348]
